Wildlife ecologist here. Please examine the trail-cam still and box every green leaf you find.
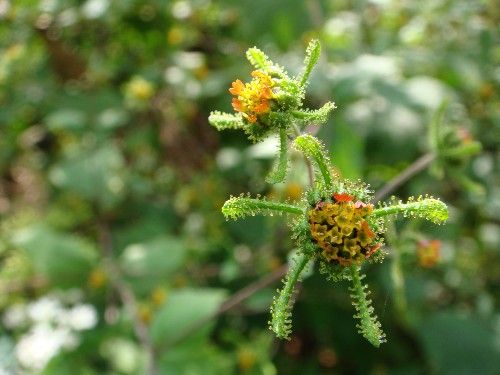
[222,195,303,220]
[348,265,386,348]
[373,196,448,224]
[291,101,336,127]
[270,252,310,340]
[293,134,334,188]
[266,128,289,184]
[416,311,500,375]
[120,235,186,293]
[297,39,321,87]
[45,109,87,132]
[208,111,244,131]
[49,142,126,209]
[12,225,97,287]
[246,47,274,71]
[150,288,227,347]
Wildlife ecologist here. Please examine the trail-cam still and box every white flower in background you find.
[26,296,64,325]
[2,303,28,330]
[15,325,64,372]
[6,292,98,373]
[64,304,98,331]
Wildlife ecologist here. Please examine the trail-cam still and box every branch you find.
[97,217,158,375]
[372,153,435,203]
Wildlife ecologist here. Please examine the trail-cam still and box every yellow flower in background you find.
[417,239,441,267]
[124,76,155,107]
[229,70,274,123]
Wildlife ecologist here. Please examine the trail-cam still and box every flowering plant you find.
[209,40,448,347]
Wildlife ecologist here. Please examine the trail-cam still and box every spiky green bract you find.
[291,102,336,126]
[298,39,321,87]
[266,129,289,184]
[348,265,386,348]
[270,252,310,340]
[246,47,277,75]
[372,196,449,224]
[293,135,333,188]
[222,195,303,220]
[208,111,244,130]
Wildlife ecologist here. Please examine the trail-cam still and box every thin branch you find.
[97,217,158,375]
[372,153,435,203]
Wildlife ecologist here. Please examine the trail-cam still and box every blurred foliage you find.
[0,0,499,374]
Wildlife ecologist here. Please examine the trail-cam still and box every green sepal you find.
[297,39,321,87]
[373,196,448,224]
[270,252,310,340]
[222,194,303,220]
[266,129,289,184]
[293,135,333,188]
[348,265,386,348]
[208,111,244,131]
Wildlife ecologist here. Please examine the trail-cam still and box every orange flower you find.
[333,193,354,202]
[417,239,441,267]
[229,70,274,123]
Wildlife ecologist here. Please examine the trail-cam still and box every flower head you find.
[229,71,275,123]
[308,193,380,266]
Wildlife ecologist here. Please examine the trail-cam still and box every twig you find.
[97,217,158,375]
[372,153,436,203]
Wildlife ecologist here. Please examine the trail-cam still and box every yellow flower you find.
[229,71,274,123]
[308,194,378,266]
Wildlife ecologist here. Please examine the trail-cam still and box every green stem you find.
[270,252,309,339]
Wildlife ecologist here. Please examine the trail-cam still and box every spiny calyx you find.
[308,193,381,266]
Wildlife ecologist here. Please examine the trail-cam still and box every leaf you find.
[416,311,500,375]
[149,288,227,347]
[120,235,186,292]
[49,142,126,209]
[12,225,97,287]
[45,109,87,132]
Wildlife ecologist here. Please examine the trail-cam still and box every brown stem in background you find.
[372,153,436,203]
[97,217,158,375]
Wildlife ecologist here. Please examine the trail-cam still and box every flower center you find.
[229,71,274,123]
[308,194,379,266]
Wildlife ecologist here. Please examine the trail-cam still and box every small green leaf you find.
[246,47,274,71]
[222,195,303,220]
[291,101,336,127]
[270,252,310,340]
[208,111,244,131]
[266,129,289,184]
[373,196,448,224]
[348,265,386,347]
[293,135,334,188]
[298,39,321,87]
